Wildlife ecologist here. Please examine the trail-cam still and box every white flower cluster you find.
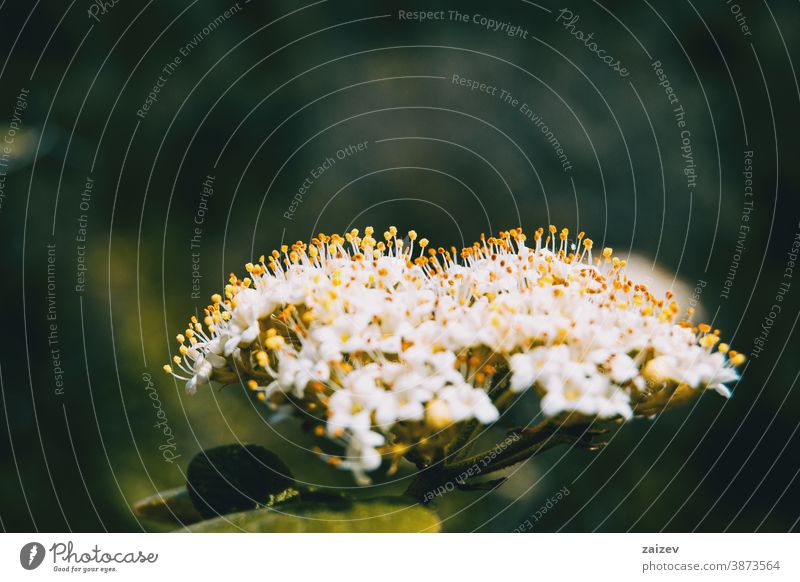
[165,226,742,483]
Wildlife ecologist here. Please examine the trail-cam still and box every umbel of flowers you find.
[165,226,742,489]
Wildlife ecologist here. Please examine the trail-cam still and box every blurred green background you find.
[0,0,798,532]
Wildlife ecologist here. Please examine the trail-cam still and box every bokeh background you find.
[0,0,798,532]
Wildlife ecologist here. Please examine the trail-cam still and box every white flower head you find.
[165,226,742,482]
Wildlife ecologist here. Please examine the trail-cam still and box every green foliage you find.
[179,497,441,533]
[134,445,441,532]
[132,487,203,527]
[186,444,295,518]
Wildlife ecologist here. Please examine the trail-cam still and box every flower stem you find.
[444,419,480,462]
[444,421,562,475]
[405,420,571,502]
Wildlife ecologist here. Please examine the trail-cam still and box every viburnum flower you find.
[164,226,743,486]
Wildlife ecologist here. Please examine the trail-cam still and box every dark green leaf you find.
[456,477,506,492]
[296,487,350,504]
[187,444,294,519]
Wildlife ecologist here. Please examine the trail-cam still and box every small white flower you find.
[340,429,386,485]
[440,384,499,424]
[185,357,213,395]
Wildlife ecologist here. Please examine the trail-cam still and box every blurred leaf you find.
[456,477,506,492]
[179,497,441,533]
[132,487,203,527]
[187,444,295,519]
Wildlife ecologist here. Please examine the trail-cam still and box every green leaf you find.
[187,444,295,519]
[296,487,350,504]
[132,487,204,527]
[178,497,441,533]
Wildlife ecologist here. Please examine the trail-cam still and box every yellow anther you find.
[265,335,285,349]
[700,334,720,348]
[163,365,173,374]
